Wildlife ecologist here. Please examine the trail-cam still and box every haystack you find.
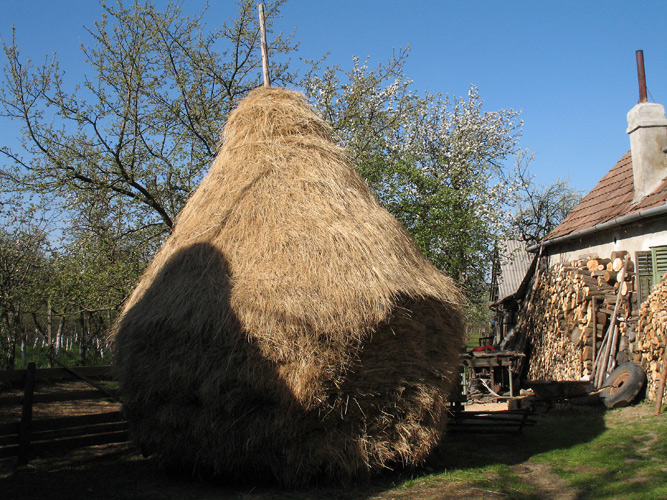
[112,86,465,485]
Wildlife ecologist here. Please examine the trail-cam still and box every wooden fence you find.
[0,363,128,465]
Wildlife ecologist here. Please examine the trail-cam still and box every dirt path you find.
[510,462,581,500]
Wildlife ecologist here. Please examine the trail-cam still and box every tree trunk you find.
[21,333,27,367]
[79,311,87,366]
[55,315,65,355]
[2,309,19,370]
[47,300,54,368]
[7,313,17,370]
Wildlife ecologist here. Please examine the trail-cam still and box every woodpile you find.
[516,251,640,384]
[636,273,667,401]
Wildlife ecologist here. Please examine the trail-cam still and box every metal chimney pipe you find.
[636,50,647,103]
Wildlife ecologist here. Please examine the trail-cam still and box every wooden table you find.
[461,351,525,398]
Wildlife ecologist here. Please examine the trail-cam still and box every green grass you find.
[399,403,667,500]
[530,406,667,499]
[258,404,667,499]
[267,403,659,500]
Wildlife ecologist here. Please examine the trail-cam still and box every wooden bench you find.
[446,407,538,434]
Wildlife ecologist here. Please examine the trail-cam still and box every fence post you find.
[17,361,36,466]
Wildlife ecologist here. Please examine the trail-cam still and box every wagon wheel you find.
[600,362,646,408]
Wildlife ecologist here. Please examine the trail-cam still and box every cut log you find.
[587,259,601,272]
[603,270,617,283]
[612,258,624,272]
[583,287,607,297]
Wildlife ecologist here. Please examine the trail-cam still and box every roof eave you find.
[526,202,667,253]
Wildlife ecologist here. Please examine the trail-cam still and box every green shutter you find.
[652,245,667,286]
[637,250,653,304]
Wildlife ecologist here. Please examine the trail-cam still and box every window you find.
[636,245,667,304]
[652,245,667,285]
[637,250,652,304]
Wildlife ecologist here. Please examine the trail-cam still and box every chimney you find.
[627,50,667,203]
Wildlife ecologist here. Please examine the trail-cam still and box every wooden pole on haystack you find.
[258,4,271,87]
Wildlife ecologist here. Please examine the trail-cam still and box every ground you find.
[1,446,581,500]
[1,382,665,499]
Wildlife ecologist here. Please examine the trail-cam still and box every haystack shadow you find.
[114,242,304,484]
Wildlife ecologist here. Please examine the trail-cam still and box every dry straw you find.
[112,86,465,485]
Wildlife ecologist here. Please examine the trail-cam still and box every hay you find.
[112,86,465,485]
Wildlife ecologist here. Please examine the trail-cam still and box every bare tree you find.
[0,0,296,238]
[510,152,583,246]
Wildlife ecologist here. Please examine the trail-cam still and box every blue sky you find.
[1,0,666,194]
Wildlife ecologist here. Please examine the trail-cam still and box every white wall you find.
[545,217,667,265]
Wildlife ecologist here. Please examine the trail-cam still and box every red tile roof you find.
[546,150,667,241]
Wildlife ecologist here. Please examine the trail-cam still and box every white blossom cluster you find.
[301,50,527,306]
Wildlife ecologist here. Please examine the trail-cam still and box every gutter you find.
[526,202,667,253]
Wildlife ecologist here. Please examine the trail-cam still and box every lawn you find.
[391,402,667,500]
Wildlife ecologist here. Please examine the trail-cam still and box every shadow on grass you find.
[410,404,610,499]
[548,405,667,500]
[431,405,608,470]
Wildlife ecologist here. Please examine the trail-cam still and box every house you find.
[489,239,537,346]
[516,51,667,396]
[529,53,667,300]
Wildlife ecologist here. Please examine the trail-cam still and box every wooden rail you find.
[447,408,538,434]
[0,364,113,383]
[0,363,128,464]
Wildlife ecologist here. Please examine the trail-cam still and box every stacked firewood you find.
[636,273,667,400]
[516,251,638,383]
